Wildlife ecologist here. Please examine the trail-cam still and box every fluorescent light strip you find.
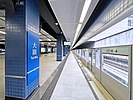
[0,31,5,34]
[72,0,91,47]
[72,24,82,47]
[79,0,92,23]
[47,39,51,41]
[76,24,82,33]
[39,39,43,41]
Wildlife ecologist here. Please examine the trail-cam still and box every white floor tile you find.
[50,53,96,100]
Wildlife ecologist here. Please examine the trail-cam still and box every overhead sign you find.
[27,31,39,85]
[64,41,71,46]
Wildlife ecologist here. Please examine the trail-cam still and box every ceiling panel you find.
[61,24,77,41]
[40,29,56,42]
[48,0,85,41]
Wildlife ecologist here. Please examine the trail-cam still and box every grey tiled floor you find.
[0,55,5,100]
[50,52,96,100]
[40,53,61,86]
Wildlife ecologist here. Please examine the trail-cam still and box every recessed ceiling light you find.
[55,22,58,25]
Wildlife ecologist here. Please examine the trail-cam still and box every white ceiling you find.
[40,29,56,46]
[48,0,85,42]
[40,29,56,42]
[48,0,99,47]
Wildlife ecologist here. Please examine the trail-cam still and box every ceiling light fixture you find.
[79,0,92,23]
[39,39,43,41]
[48,39,51,41]
[39,32,41,35]
[55,22,58,25]
[72,24,82,47]
[76,24,82,33]
[0,31,6,34]
[72,0,91,47]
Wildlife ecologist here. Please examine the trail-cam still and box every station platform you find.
[26,52,113,100]
[50,52,96,100]
[4,52,114,100]
[39,53,61,86]
[23,52,98,100]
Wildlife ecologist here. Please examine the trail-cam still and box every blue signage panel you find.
[27,31,39,85]
[27,68,39,85]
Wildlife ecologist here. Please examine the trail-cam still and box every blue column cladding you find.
[26,0,40,97]
[5,0,40,99]
[63,45,66,56]
[44,45,48,54]
[57,35,63,61]
[66,46,70,55]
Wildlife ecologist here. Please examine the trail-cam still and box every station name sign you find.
[27,31,39,85]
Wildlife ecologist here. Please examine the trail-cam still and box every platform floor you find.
[0,55,5,100]
[50,52,96,100]
[40,53,61,86]
[4,52,99,100]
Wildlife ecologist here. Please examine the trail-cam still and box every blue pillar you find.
[66,46,68,55]
[63,45,66,56]
[51,47,54,53]
[5,0,40,99]
[57,35,63,61]
[66,46,70,55]
[65,46,68,55]
[44,45,48,54]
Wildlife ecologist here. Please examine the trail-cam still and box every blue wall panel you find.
[27,32,39,72]
[27,68,39,85]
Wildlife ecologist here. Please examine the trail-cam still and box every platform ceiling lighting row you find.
[0,31,5,34]
[79,0,92,23]
[47,38,51,41]
[73,0,92,44]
